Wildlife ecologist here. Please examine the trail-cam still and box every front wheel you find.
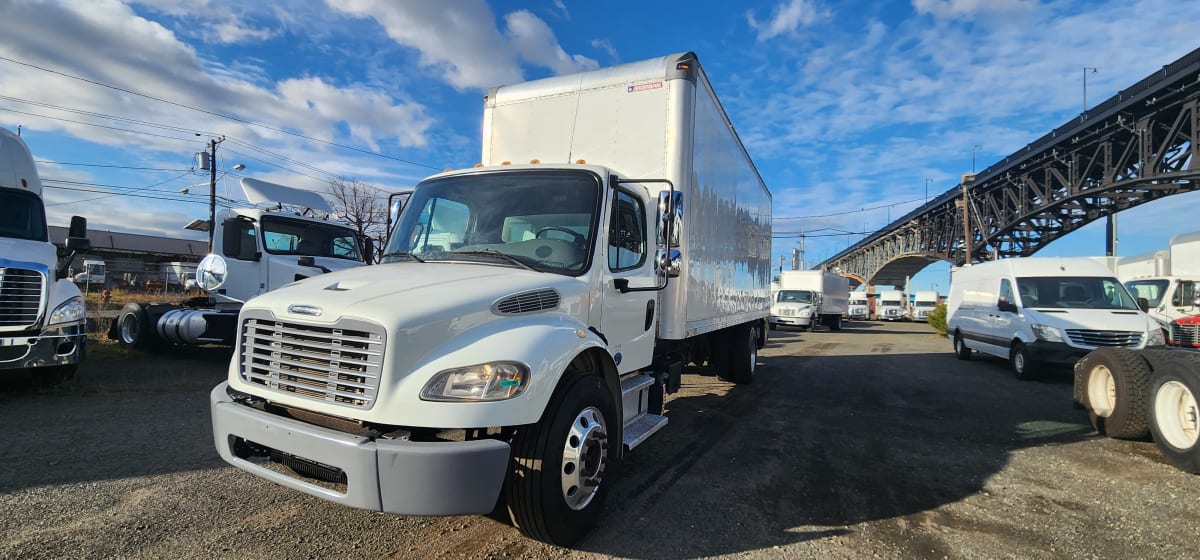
[953,331,972,360]
[1010,342,1038,380]
[506,370,616,546]
[1149,359,1200,473]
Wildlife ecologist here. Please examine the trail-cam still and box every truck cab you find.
[911,290,939,322]
[771,289,818,329]
[847,292,869,320]
[0,127,91,383]
[878,290,905,321]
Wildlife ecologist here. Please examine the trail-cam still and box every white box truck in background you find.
[210,52,772,545]
[848,291,869,320]
[911,290,939,322]
[769,270,850,331]
[71,259,106,287]
[878,290,905,321]
[0,127,91,384]
[1119,232,1200,338]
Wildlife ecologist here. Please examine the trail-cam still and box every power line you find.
[36,160,192,172]
[0,54,441,171]
[774,196,927,220]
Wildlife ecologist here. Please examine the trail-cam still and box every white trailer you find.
[878,290,905,321]
[769,270,849,331]
[111,178,368,350]
[1119,231,1200,338]
[210,52,771,546]
[910,290,939,322]
[0,127,91,384]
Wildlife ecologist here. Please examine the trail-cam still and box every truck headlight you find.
[420,361,529,402]
[1147,327,1165,346]
[48,296,85,326]
[1031,323,1063,342]
[799,310,812,318]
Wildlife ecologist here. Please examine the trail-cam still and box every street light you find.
[1083,66,1098,120]
[971,145,982,173]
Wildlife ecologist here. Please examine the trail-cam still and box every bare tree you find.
[326,177,387,262]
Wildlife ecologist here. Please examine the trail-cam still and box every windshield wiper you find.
[380,251,425,262]
[450,249,538,272]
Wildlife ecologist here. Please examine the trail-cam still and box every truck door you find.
[219,216,266,300]
[991,278,1018,353]
[599,186,657,374]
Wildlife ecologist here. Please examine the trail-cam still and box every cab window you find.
[608,190,646,271]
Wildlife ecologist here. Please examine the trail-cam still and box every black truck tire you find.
[1078,348,1151,440]
[953,330,972,360]
[505,370,616,546]
[116,303,165,352]
[1148,356,1200,473]
[726,323,758,384]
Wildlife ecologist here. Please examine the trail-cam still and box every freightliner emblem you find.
[288,304,322,316]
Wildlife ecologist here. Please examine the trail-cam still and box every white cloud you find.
[747,0,831,41]
[912,0,1035,20]
[504,10,598,75]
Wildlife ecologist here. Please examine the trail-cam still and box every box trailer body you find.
[1119,232,1200,338]
[949,257,1163,379]
[210,52,772,545]
[769,270,849,330]
[0,127,90,383]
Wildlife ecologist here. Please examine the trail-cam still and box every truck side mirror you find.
[65,215,91,251]
[1137,297,1150,312]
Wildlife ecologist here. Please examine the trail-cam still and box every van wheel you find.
[953,331,971,360]
[1079,348,1150,439]
[505,370,616,546]
[1149,360,1200,473]
[1009,342,1038,380]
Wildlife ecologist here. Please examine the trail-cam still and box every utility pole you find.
[205,137,228,252]
[960,173,975,265]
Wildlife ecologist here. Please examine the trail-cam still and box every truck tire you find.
[1148,362,1200,473]
[116,303,164,352]
[829,315,843,332]
[1079,348,1150,440]
[725,323,758,384]
[953,330,972,360]
[505,370,616,546]
[1009,342,1038,380]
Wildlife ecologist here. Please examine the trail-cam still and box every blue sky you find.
[1,0,1196,294]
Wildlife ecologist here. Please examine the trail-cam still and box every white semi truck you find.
[71,259,106,287]
[0,127,91,384]
[1119,232,1200,339]
[209,52,772,545]
[910,290,939,322]
[111,177,367,350]
[877,289,906,321]
[769,269,850,331]
[847,291,869,321]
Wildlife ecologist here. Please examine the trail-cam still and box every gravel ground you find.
[1,322,1197,559]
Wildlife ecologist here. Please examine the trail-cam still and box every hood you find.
[0,237,56,270]
[242,262,586,330]
[1024,308,1154,333]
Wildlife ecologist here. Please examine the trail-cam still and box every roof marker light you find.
[530,159,540,164]
[575,159,586,164]
[501,161,511,165]
[474,163,484,168]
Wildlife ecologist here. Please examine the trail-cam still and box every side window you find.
[998,279,1015,307]
[609,190,646,271]
[222,218,258,261]
[411,198,470,253]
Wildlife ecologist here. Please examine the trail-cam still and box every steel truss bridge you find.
[821,47,1200,288]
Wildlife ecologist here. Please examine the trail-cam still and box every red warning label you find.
[627,81,663,93]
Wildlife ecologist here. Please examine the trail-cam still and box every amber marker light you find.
[530,159,540,164]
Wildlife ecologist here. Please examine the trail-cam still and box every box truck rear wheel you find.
[1079,348,1150,439]
[505,370,616,546]
[724,324,757,384]
[1149,362,1200,473]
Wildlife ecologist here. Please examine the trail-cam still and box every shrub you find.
[928,302,948,337]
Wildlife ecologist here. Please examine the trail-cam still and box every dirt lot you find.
[2,322,1197,559]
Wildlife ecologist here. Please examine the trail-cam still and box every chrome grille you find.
[1065,329,1142,348]
[0,267,44,329]
[777,308,797,317]
[1170,322,1200,347]
[240,315,385,409]
[493,289,560,315]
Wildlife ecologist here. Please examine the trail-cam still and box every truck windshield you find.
[0,188,48,242]
[1125,279,1169,307]
[850,299,868,305]
[777,290,813,304]
[916,300,937,306]
[259,216,363,261]
[1016,276,1139,310]
[383,170,601,275]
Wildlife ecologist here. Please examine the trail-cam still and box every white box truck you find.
[111,177,368,350]
[209,52,772,545]
[0,127,91,384]
[877,290,905,321]
[847,291,869,320]
[948,257,1163,379]
[769,270,850,331]
[1119,232,1200,339]
[910,290,939,322]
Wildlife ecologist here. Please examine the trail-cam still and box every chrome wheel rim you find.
[119,315,139,345]
[561,406,608,510]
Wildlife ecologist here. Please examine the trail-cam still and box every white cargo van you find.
[948,257,1164,379]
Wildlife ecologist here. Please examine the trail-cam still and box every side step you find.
[622,413,668,450]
